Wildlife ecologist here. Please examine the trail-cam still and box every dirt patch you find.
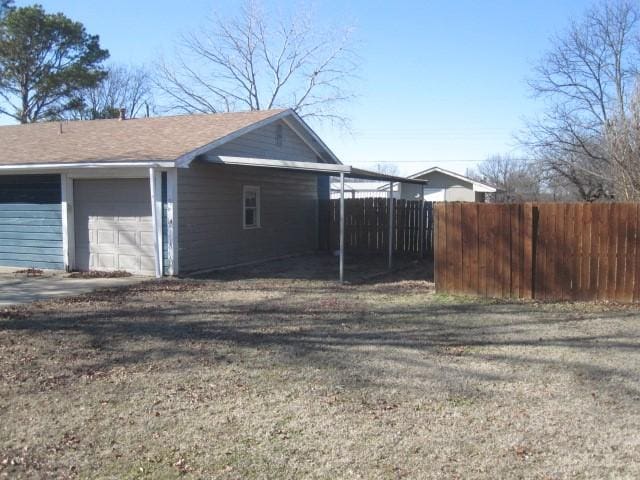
[1,255,639,479]
[13,268,44,277]
[67,270,133,279]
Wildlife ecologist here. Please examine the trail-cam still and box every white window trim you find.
[242,185,261,229]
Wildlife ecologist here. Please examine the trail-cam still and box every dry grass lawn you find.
[1,255,640,479]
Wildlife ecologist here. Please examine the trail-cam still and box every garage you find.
[0,174,64,270]
[73,178,155,275]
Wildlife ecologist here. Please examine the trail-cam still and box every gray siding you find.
[399,183,424,200]
[443,186,476,202]
[178,162,319,273]
[317,176,330,251]
[207,120,319,162]
[0,174,64,269]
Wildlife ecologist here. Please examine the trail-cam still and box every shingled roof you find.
[0,109,287,166]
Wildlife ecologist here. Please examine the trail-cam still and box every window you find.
[243,185,260,229]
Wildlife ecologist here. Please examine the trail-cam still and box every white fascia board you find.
[409,166,496,192]
[473,184,497,193]
[0,161,175,173]
[406,167,436,179]
[174,110,294,168]
[288,111,342,165]
[282,113,342,165]
[281,117,328,161]
[213,155,351,174]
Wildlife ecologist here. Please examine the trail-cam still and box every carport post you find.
[339,172,345,283]
[388,181,394,270]
[419,183,425,259]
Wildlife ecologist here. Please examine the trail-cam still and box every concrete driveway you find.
[0,268,147,306]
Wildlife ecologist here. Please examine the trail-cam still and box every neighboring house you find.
[402,167,497,202]
[0,109,355,276]
[330,181,388,199]
[330,166,497,202]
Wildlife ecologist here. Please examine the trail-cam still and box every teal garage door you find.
[0,175,64,270]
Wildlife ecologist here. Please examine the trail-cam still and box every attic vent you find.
[275,124,283,147]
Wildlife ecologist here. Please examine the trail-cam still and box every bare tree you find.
[70,65,154,120]
[604,84,640,200]
[155,0,358,125]
[374,162,399,176]
[522,0,640,200]
[467,154,545,202]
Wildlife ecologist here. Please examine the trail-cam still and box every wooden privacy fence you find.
[328,198,434,257]
[435,202,640,302]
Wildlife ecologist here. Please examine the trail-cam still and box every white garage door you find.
[423,188,445,202]
[74,179,155,275]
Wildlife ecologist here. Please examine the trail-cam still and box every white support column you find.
[61,173,74,272]
[166,168,179,276]
[388,181,394,270]
[339,172,345,283]
[149,167,162,278]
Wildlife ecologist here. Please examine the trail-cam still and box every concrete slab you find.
[0,268,148,306]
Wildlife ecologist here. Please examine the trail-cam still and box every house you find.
[329,181,388,199]
[0,109,372,277]
[329,166,496,202]
[401,167,497,202]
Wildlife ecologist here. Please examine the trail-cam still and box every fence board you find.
[580,204,590,300]
[575,204,585,300]
[536,204,548,300]
[589,205,601,300]
[461,203,477,294]
[329,198,434,259]
[511,204,522,298]
[634,204,640,303]
[621,204,635,303]
[434,202,640,303]
[523,204,533,299]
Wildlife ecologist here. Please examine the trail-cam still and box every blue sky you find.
[13,0,594,175]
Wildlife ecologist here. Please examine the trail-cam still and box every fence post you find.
[388,182,394,270]
[434,203,442,292]
[523,203,534,299]
[339,173,345,283]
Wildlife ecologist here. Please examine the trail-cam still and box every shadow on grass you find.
[192,252,434,284]
[2,272,640,400]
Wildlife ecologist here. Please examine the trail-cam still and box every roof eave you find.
[409,166,497,191]
[174,109,343,168]
[0,160,176,171]
[284,110,343,165]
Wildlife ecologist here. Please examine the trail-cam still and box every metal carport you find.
[207,155,429,282]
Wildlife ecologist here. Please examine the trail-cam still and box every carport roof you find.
[210,156,429,185]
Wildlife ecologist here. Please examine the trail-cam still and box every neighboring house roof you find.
[406,166,497,193]
[0,109,341,168]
